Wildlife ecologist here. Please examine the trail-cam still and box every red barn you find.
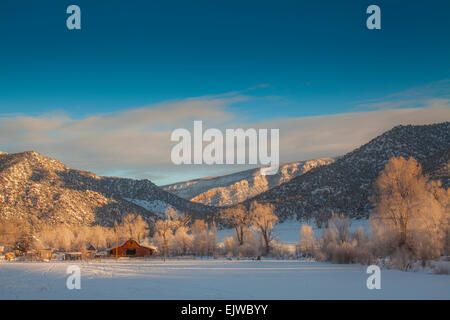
[109,239,156,257]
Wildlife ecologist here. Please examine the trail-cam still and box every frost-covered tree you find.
[172,226,193,256]
[153,207,186,262]
[219,227,260,259]
[328,213,351,244]
[249,201,278,255]
[191,219,217,257]
[0,217,33,252]
[115,214,149,243]
[372,157,428,247]
[88,225,113,250]
[371,156,448,264]
[296,224,318,257]
[221,204,251,246]
[317,216,369,264]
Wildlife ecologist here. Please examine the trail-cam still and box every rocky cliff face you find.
[164,158,334,206]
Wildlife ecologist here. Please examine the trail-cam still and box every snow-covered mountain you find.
[0,151,214,226]
[243,122,450,221]
[163,158,334,206]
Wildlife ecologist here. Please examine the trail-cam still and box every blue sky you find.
[0,0,449,184]
[1,0,449,118]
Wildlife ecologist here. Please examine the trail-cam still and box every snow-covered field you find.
[1,259,448,300]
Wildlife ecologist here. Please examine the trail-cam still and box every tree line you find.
[0,198,279,260]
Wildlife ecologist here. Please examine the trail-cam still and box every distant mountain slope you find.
[0,151,213,227]
[163,158,334,206]
[423,148,450,188]
[245,122,450,220]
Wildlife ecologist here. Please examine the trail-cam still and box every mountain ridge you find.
[242,122,450,221]
[0,151,214,227]
[163,158,334,206]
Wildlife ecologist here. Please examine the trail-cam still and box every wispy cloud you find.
[0,85,449,185]
[0,93,244,179]
[355,79,450,110]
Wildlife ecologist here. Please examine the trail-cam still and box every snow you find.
[311,187,332,195]
[162,159,334,206]
[124,198,177,216]
[0,259,448,299]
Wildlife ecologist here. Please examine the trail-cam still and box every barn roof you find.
[107,239,156,251]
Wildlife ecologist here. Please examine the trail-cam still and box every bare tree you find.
[249,201,278,255]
